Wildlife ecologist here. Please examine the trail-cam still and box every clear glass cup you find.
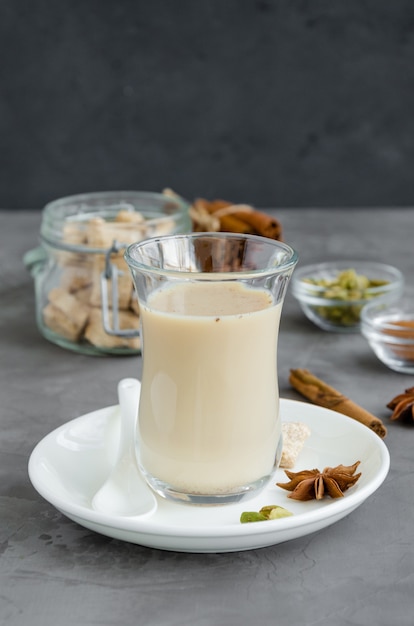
[125,233,298,505]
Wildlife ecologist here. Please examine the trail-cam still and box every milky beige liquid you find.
[138,281,282,495]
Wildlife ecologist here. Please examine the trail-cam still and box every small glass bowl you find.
[361,296,414,373]
[291,261,404,332]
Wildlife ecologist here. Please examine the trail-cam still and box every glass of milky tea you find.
[124,232,298,505]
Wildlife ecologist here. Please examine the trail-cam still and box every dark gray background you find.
[2,0,414,209]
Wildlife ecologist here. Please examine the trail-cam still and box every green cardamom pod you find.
[240,511,268,523]
[240,505,293,523]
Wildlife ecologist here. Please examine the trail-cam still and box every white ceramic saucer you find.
[28,399,390,553]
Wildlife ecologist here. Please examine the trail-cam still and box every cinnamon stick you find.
[216,213,255,234]
[192,198,283,240]
[209,203,283,240]
[199,199,254,233]
[226,207,282,240]
[289,368,387,438]
[190,199,251,233]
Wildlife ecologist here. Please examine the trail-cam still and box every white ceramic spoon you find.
[91,378,157,517]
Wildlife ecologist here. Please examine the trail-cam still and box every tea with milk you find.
[138,281,282,495]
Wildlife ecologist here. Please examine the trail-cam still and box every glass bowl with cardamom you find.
[361,295,414,373]
[291,261,404,333]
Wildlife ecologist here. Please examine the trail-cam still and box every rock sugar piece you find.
[280,422,311,469]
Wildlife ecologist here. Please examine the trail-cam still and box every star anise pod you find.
[276,461,361,501]
[387,387,414,422]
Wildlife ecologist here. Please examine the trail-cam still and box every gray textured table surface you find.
[1,208,414,626]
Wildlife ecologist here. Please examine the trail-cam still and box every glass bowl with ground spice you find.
[361,296,414,373]
[291,261,404,333]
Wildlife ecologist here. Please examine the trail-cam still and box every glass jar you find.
[24,191,191,355]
